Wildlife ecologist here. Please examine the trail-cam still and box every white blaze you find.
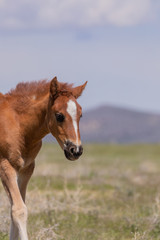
[67,99,79,147]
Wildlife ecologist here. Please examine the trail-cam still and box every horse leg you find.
[8,162,35,239]
[2,180,19,240]
[18,162,35,202]
[0,159,28,240]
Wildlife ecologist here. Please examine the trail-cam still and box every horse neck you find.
[20,94,50,145]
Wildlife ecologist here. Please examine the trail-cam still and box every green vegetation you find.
[1,144,160,239]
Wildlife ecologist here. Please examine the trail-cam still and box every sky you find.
[0,0,160,112]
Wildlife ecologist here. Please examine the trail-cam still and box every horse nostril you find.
[70,147,75,154]
[79,145,83,155]
[71,145,83,157]
[65,141,83,159]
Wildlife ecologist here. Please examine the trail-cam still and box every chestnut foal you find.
[0,77,87,240]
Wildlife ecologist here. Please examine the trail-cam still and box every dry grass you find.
[1,144,160,239]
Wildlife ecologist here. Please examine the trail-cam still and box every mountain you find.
[79,105,160,143]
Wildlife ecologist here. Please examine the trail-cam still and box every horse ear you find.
[72,81,88,99]
[50,77,60,97]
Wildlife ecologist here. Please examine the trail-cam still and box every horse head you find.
[47,77,87,161]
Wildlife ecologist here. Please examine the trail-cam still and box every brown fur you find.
[0,77,87,240]
[7,80,74,114]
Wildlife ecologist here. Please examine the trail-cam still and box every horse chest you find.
[22,141,42,168]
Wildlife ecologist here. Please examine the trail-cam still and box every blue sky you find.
[0,0,160,112]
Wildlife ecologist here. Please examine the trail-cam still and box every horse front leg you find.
[9,163,35,240]
[18,162,35,202]
[0,159,28,240]
[9,221,19,240]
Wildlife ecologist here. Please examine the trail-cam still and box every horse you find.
[0,77,87,240]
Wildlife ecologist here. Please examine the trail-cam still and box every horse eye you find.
[55,113,65,122]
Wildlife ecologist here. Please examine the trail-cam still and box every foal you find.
[0,77,87,240]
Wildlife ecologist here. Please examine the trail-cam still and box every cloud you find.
[107,0,152,26]
[0,0,157,30]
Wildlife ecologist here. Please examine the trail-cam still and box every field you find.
[1,144,160,239]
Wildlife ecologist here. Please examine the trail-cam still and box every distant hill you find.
[80,105,160,143]
[44,105,160,143]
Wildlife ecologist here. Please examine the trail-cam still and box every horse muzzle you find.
[64,141,83,161]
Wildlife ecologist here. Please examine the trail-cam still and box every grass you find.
[1,144,160,239]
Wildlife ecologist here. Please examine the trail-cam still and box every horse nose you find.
[69,145,83,157]
[64,141,83,160]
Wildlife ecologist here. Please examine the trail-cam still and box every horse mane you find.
[7,80,73,98]
[7,80,50,98]
[5,80,74,114]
